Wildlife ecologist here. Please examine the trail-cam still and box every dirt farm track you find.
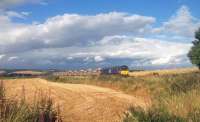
[4,78,147,122]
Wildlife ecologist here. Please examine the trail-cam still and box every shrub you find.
[188,28,200,69]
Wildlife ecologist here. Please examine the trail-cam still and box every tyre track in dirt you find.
[4,78,148,122]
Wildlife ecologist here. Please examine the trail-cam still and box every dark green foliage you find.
[188,28,200,69]
[195,28,200,42]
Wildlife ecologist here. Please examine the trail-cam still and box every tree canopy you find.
[188,28,200,69]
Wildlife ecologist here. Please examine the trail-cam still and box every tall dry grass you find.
[0,80,62,122]
[46,68,200,121]
[123,71,200,122]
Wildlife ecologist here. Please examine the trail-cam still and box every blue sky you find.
[0,0,199,69]
[12,0,200,24]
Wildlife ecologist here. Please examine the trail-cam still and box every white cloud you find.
[94,56,104,62]
[0,12,155,54]
[4,11,30,19]
[0,5,198,69]
[97,37,191,65]
[1,36,191,68]
[154,5,200,39]
[8,56,18,61]
[21,12,31,16]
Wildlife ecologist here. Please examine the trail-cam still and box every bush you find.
[188,28,200,69]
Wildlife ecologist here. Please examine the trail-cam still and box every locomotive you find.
[100,65,129,76]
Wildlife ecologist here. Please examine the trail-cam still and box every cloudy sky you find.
[0,0,200,70]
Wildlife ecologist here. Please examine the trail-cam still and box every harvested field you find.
[129,67,199,77]
[4,78,147,122]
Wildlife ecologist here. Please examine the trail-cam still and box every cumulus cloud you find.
[0,5,198,69]
[0,12,155,54]
[0,36,192,69]
[154,5,200,39]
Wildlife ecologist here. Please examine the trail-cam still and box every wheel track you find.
[4,78,148,122]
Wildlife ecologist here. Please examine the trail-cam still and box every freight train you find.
[100,65,129,76]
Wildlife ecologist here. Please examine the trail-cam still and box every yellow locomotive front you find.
[120,70,129,76]
[119,65,129,76]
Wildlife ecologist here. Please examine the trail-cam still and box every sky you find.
[0,0,200,70]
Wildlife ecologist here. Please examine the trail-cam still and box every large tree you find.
[188,28,200,69]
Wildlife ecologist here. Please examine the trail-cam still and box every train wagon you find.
[100,65,129,76]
